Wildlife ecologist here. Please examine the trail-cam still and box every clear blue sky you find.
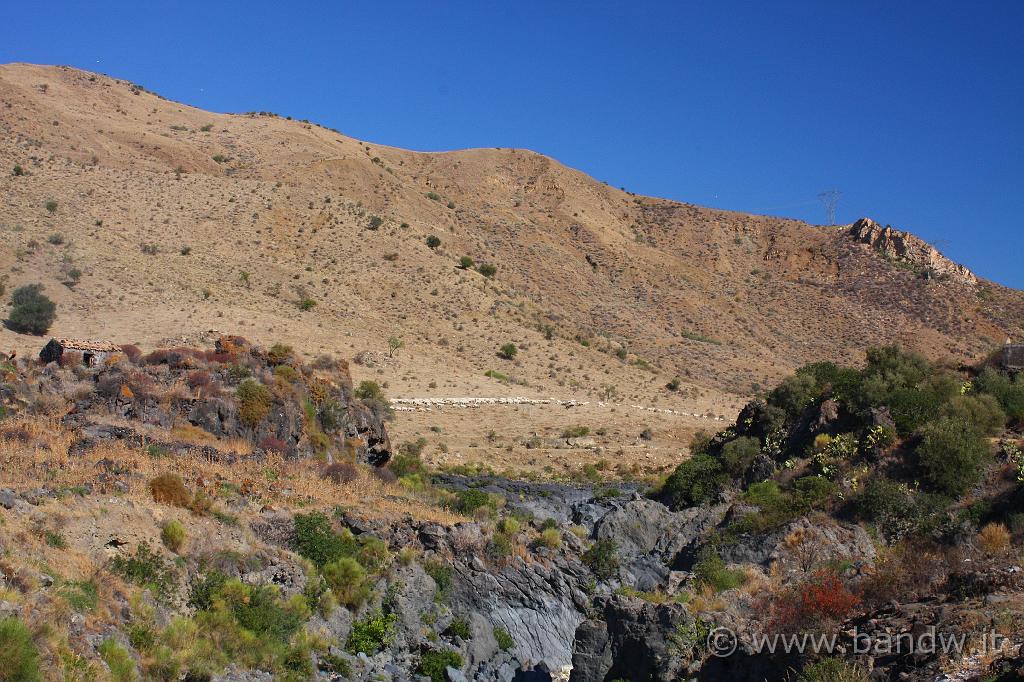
[3,2,1022,287]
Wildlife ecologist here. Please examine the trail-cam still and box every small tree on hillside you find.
[499,343,518,360]
[6,284,56,335]
[387,337,404,358]
[426,235,441,250]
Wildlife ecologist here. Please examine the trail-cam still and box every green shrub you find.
[188,570,229,611]
[236,379,273,427]
[44,199,57,213]
[452,488,494,514]
[355,380,384,401]
[267,343,293,365]
[497,517,520,535]
[499,343,518,360]
[917,417,990,496]
[426,191,442,201]
[486,533,514,562]
[418,649,463,682]
[58,580,98,612]
[109,542,177,602]
[493,626,514,651]
[291,512,352,567]
[797,658,870,682]
[6,284,56,335]
[323,557,369,607]
[940,394,1007,435]
[583,538,619,580]
[692,547,747,592]
[561,425,590,438]
[445,617,471,640]
[720,437,761,477]
[974,367,1024,423]
[297,297,316,311]
[767,372,819,419]
[537,528,561,549]
[45,531,67,548]
[221,581,305,641]
[346,610,397,654]
[161,520,186,553]
[887,376,958,435]
[458,256,474,269]
[662,454,727,508]
[98,639,137,682]
[426,235,441,249]
[477,263,497,278]
[0,617,41,682]
[424,560,453,600]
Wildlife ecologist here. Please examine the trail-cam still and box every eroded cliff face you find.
[849,217,978,284]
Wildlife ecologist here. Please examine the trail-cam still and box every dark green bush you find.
[291,512,354,567]
[188,570,229,611]
[6,284,56,335]
[477,263,497,278]
[662,454,727,508]
[917,417,990,496]
[452,488,493,514]
[445,617,471,640]
[426,235,441,249]
[458,256,474,269]
[720,437,761,477]
[583,538,619,580]
[974,368,1024,423]
[767,372,819,418]
[418,649,463,682]
[692,546,747,592]
[109,542,177,602]
[346,610,397,654]
[940,394,1006,435]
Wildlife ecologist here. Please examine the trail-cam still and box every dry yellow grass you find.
[977,522,1012,555]
[0,416,463,524]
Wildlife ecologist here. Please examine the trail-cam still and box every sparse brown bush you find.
[371,467,397,485]
[149,473,192,507]
[259,436,289,454]
[119,344,142,363]
[322,462,359,484]
[977,522,1011,555]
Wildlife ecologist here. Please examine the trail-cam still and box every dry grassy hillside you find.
[1,63,1021,470]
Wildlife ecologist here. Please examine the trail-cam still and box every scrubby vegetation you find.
[5,284,56,335]
[662,346,1024,524]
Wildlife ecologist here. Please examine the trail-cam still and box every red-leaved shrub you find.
[766,570,861,634]
[259,436,289,454]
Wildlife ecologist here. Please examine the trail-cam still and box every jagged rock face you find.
[849,217,978,284]
[570,598,694,682]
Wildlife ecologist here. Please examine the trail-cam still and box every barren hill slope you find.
[1,63,1022,443]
